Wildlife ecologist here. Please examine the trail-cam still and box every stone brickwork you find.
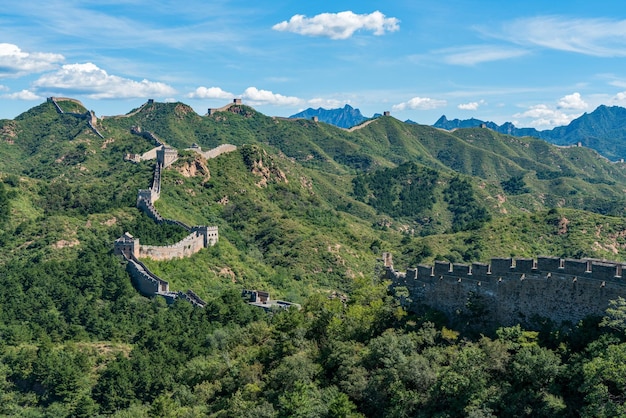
[139,230,207,261]
[384,253,626,326]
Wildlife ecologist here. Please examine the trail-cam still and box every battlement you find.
[386,254,626,327]
[416,256,621,280]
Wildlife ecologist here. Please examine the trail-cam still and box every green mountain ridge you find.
[3,98,626,289]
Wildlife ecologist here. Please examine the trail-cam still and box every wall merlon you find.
[434,261,451,275]
[453,263,471,276]
[490,257,513,274]
[471,262,489,276]
[417,265,433,279]
[514,258,535,273]
[591,262,620,281]
[537,256,562,271]
[563,259,590,276]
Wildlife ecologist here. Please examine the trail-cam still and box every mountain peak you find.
[289,105,367,129]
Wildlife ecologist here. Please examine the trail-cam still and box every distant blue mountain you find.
[433,115,542,137]
[290,104,368,129]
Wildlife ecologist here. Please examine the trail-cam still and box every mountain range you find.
[293,104,626,162]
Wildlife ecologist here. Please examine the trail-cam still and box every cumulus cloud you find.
[187,86,234,99]
[2,89,41,100]
[32,62,176,99]
[307,97,346,108]
[272,10,399,40]
[513,104,580,129]
[557,92,588,110]
[439,45,528,66]
[613,91,626,103]
[242,87,301,106]
[0,43,64,78]
[458,100,485,111]
[500,16,626,57]
[392,97,447,111]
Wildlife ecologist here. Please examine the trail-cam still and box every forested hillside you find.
[2,99,626,416]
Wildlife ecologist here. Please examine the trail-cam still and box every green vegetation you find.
[3,99,626,415]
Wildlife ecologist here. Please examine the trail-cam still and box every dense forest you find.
[2,239,626,417]
[2,99,626,416]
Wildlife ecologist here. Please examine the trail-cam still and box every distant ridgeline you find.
[383,253,626,327]
[114,127,225,307]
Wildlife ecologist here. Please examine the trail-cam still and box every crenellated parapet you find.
[385,253,626,327]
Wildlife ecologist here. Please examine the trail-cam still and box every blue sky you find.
[2,1,626,128]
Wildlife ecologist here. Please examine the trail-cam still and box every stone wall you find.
[385,254,626,326]
[125,255,169,295]
[187,143,237,160]
[117,129,219,307]
[139,231,206,261]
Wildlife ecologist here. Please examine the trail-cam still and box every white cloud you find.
[2,89,41,100]
[513,104,580,129]
[557,92,588,110]
[32,63,176,99]
[187,86,234,99]
[458,100,485,111]
[500,16,626,57]
[307,97,346,108]
[242,87,301,106]
[438,45,528,66]
[272,10,399,40]
[0,43,64,78]
[393,97,447,111]
[613,91,626,103]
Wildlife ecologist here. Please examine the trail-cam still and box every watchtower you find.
[157,145,178,168]
[114,232,139,259]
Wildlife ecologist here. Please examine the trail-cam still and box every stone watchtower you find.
[114,232,139,259]
[156,145,178,168]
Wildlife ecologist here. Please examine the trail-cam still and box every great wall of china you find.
[114,126,230,307]
[383,252,626,326]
